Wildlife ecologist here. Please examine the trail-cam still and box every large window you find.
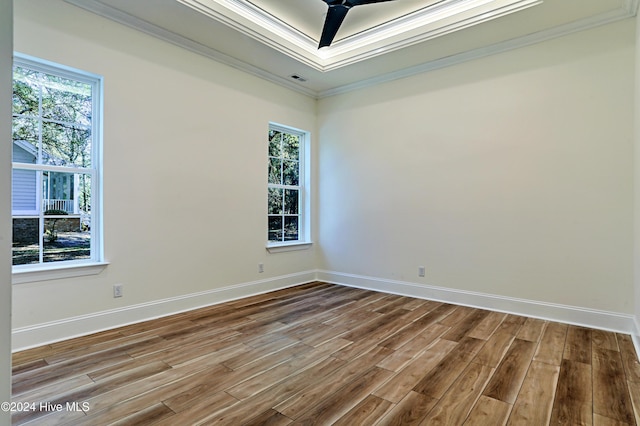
[267,123,309,247]
[11,55,102,269]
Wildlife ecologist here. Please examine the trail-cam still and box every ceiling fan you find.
[318,0,396,49]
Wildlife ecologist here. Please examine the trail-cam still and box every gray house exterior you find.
[12,140,78,216]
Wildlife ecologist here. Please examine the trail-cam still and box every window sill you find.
[12,261,109,284]
[266,241,313,253]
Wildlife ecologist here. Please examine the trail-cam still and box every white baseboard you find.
[13,269,638,353]
[12,271,317,352]
[317,270,636,334]
[632,318,640,358]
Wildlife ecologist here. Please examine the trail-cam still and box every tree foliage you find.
[12,66,93,212]
[13,67,92,167]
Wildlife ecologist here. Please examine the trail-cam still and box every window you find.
[11,54,102,270]
[267,123,310,248]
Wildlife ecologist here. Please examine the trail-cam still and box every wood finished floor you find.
[11,282,640,425]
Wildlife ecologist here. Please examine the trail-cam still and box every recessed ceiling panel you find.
[64,0,638,97]
[246,0,444,42]
[177,0,545,69]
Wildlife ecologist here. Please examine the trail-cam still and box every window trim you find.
[11,53,104,279]
[266,122,311,250]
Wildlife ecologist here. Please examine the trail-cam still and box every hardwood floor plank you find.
[333,395,393,426]
[593,413,633,426]
[126,327,240,359]
[483,339,537,404]
[158,367,237,413]
[592,329,619,351]
[198,356,347,425]
[48,328,124,351]
[463,396,511,426]
[340,308,412,343]
[12,361,172,425]
[564,326,592,364]
[441,309,490,342]
[12,350,134,396]
[12,373,94,406]
[12,406,86,426]
[323,309,383,334]
[378,303,454,350]
[241,409,292,426]
[626,380,640,425]
[413,336,485,399]
[420,361,494,425]
[592,347,635,424]
[226,339,349,400]
[467,311,507,340]
[374,296,413,314]
[153,391,239,426]
[11,283,639,426]
[280,367,393,425]
[618,333,640,383]
[402,298,437,311]
[508,361,560,425]
[70,398,175,425]
[11,345,56,369]
[496,314,527,335]
[550,359,593,425]
[516,318,546,342]
[473,330,516,368]
[373,339,458,403]
[533,321,567,366]
[41,333,162,365]
[145,338,248,369]
[221,336,299,370]
[82,362,232,415]
[376,324,449,372]
[375,391,437,426]
[11,358,48,376]
[438,306,476,327]
[274,346,392,419]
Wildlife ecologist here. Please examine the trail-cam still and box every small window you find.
[11,54,102,269]
[267,123,310,247]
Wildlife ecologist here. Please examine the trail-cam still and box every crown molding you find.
[179,0,542,71]
[319,0,638,98]
[64,0,319,97]
[64,0,638,99]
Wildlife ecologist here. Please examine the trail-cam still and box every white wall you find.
[12,0,317,349]
[318,20,635,316]
[1,0,12,422]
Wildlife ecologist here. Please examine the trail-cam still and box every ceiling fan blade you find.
[318,4,350,48]
[347,0,396,5]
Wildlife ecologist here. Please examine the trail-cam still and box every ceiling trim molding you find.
[323,0,542,71]
[64,0,638,100]
[179,0,543,71]
[64,0,318,97]
[318,0,638,98]
[174,0,323,70]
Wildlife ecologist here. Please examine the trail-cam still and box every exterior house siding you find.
[12,169,36,213]
[12,142,37,214]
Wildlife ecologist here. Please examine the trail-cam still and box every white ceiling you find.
[65,0,638,98]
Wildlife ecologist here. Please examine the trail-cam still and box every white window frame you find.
[11,53,106,283]
[266,122,311,252]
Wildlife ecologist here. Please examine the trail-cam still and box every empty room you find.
[2,0,640,424]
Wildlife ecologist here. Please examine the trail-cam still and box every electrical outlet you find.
[418,266,425,277]
[113,283,123,298]
[258,263,264,273]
